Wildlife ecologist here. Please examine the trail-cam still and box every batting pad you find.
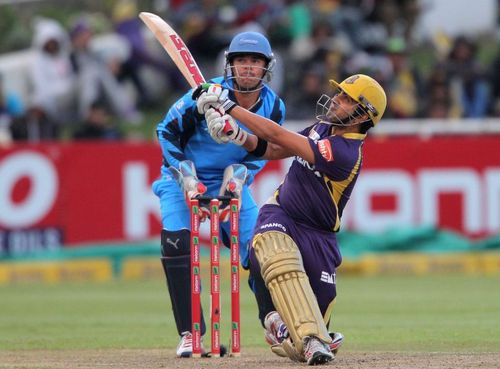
[252,231,331,354]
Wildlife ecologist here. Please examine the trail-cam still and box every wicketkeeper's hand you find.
[218,164,247,222]
[205,108,247,146]
[192,83,236,115]
[168,160,210,221]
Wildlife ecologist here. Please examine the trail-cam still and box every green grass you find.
[0,271,499,352]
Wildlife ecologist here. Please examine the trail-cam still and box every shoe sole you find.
[307,352,334,366]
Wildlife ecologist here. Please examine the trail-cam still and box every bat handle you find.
[223,119,233,136]
[210,105,233,135]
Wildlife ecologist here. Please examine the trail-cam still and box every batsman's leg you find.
[160,229,207,356]
[252,231,332,357]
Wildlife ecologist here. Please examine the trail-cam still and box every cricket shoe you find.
[303,336,334,366]
[329,331,344,355]
[176,332,227,358]
[176,332,206,358]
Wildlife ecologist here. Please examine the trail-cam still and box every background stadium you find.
[1,1,499,368]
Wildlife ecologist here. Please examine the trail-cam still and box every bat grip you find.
[223,119,233,136]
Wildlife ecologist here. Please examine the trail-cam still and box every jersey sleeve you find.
[275,98,286,125]
[156,91,198,170]
[308,135,354,176]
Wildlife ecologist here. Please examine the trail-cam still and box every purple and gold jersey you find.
[276,122,365,232]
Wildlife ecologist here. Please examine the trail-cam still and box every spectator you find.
[490,53,500,116]
[70,18,140,125]
[446,36,490,118]
[112,0,176,106]
[422,64,460,119]
[0,72,26,145]
[384,37,423,118]
[73,100,122,140]
[28,17,77,140]
[286,65,326,120]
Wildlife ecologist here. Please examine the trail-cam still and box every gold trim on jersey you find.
[323,144,363,231]
[342,133,366,140]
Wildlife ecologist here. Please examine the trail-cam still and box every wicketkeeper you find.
[194,74,387,365]
[151,31,285,357]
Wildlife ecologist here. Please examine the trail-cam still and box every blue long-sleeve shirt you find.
[156,77,285,185]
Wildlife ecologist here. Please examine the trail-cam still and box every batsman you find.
[194,74,387,364]
[151,31,285,357]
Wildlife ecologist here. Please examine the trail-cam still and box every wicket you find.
[189,196,241,358]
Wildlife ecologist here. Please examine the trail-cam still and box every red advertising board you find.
[1,136,499,253]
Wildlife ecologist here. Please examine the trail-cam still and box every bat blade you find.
[139,12,205,87]
[139,12,233,134]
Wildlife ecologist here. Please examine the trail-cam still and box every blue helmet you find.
[226,31,274,62]
[224,31,276,91]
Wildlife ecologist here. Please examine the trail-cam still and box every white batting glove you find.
[205,108,247,146]
[193,83,237,114]
[196,84,224,114]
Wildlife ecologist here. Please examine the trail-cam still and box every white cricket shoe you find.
[328,332,344,354]
[303,336,334,365]
[176,332,206,358]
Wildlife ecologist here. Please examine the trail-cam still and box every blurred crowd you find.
[1,0,499,145]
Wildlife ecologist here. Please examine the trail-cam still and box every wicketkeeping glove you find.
[205,108,247,146]
[218,164,247,222]
[168,160,210,221]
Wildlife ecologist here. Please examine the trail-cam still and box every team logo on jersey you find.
[320,271,336,284]
[345,75,360,84]
[308,129,320,142]
[318,139,334,161]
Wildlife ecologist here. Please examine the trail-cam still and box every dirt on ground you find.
[1,348,499,369]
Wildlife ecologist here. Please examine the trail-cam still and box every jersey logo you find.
[344,75,360,84]
[318,139,334,161]
[308,129,320,142]
[320,271,336,284]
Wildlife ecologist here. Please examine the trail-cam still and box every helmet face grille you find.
[315,93,370,127]
[223,57,274,93]
[224,63,272,92]
[224,32,275,92]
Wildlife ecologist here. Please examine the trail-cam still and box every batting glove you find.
[192,83,236,115]
[205,108,247,146]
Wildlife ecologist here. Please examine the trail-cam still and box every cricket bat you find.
[139,12,205,88]
[139,12,233,134]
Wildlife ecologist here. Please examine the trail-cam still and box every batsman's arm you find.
[231,106,316,163]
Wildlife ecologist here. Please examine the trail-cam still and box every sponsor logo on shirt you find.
[320,271,336,284]
[296,156,321,178]
[308,129,320,142]
[175,100,185,110]
[318,139,334,161]
[260,222,287,233]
